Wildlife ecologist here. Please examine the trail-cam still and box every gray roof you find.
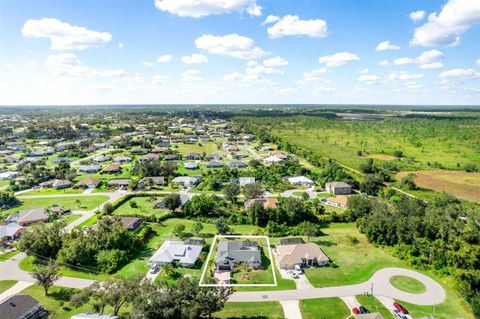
[149,240,202,266]
[216,241,261,267]
[0,294,45,319]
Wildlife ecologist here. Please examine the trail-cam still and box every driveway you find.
[341,296,360,313]
[280,300,302,319]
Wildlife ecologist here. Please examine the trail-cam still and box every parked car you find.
[150,266,159,274]
[287,270,298,279]
[352,307,359,314]
[393,302,409,314]
[359,305,369,314]
[294,264,303,274]
[393,309,408,319]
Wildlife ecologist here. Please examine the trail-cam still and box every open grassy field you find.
[20,188,83,196]
[214,301,284,319]
[396,170,480,202]
[300,223,473,319]
[0,195,109,217]
[175,142,222,155]
[0,249,20,261]
[300,297,350,319]
[112,195,169,218]
[0,280,17,293]
[356,295,394,319]
[390,275,426,294]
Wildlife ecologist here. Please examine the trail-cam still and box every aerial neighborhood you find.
[0,107,477,319]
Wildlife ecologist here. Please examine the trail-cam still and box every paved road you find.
[229,267,446,306]
[0,281,33,303]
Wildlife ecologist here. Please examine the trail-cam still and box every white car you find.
[150,266,159,274]
[294,265,303,274]
[287,270,298,279]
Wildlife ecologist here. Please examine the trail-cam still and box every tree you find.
[400,173,417,190]
[163,193,182,212]
[75,199,82,209]
[103,202,114,215]
[243,182,263,199]
[32,260,59,296]
[393,150,404,158]
[161,263,175,277]
[215,217,230,234]
[346,195,372,221]
[303,221,316,242]
[71,275,141,316]
[192,221,204,236]
[360,174,384,195]
[18,220,65,259]
[301,191,310,201]
[173,224,186,238]
[223,182,240,203]
[0,191,19,209]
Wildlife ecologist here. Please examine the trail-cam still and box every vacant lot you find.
[396,170,480,202]
[113,196,169,218]
[214,302,284,319]
[300,297,350,319]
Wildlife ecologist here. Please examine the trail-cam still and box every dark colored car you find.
[393,302,409,314]
[359,305,369,314]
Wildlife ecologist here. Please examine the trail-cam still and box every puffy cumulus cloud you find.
[375,41,400,51]
[195,34,266,59]
[152,74,169,86]
[118,42,124,49]
[318,52,359,67]
[476,58,480,66]
[45,53,125,78]
[262,15,280,25]
[246,65,283,77]
[358,74,380,85]
[438,68,479,79]
[297,68,329,86]
[266,15,328,39]
[156,54,172,63]
[394,50,444,69]
[409,10,426,21]
[22,18,111,50]
[181,53,208,64]
[263,56,288,67]
[411,0,480,47]
[358,68,369,74]
[387,72,424,82]
[379,60,389,66]
[154,0,261,18]
[223,72,244,81]
[182,69,202,81]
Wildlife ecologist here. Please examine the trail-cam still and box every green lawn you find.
[0,249,20,261]
[20,188,83,196]
[300,297,350,319]
[113,196,169,219]
[356,295,394,319]
[176,142,222,156]
[393,298,471,319]
[77,214,99,228]
[1,195,109,217]
[0,280,17,293]
[390,275,426,294]
[214,302,284,319]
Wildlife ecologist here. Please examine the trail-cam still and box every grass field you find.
[20,188,83,196]
[0,280,17,293]
[356,295,394,319]
[390,275,426,294]
[0,249,20,261]
[0,195,109,217]
[300,297,350,319]
[175,142,221,155]
[396,170,480,202]
[112,195,169,218]
[214,302,284,319]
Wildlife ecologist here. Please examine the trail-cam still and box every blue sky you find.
[0,0,479,105]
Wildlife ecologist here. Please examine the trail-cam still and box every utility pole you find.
[371,283,374,310]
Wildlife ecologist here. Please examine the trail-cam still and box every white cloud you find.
[318,52,359,67]
[379,60,389,66]
[118,42,124,49]
[223,72,244,81]
[246,60,257,67]
[181,53,208,64]
[387,72,424,82]
[358,68,369,74]
[376,41,400,51]
[154,0,261,18]
[156,54,172,63]
[262,15,280,25]
[394,57,415,65]
[297,68,328,86]
[438,68,479,79]
[195,34,266,59]
[394,50,444,69]
[267,15,328,39]
[152,74,168,86]
[140,60,153,67]
[411,0,480,47]
[358,74,380,84]
[476,58,480,66]
[409,10,426,22]
[246,3,262,16]
[45,53,124,78]
[22,18,111,50]
[182,69,202,81]
[263,56,288,67]
[246,65,283,77]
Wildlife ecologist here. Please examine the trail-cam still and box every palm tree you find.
[161,263,175,277]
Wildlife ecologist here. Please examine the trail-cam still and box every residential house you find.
[93,155,111,163]
[184,152,201,160]
[0,223,26,245]
[39,179,71,189]
[148,240,203,267]
[79,165,102,173]
[0,295,48,319]
[138,176,165,189]
[6,208,48,226]
[113,156,132,163]
[228,161,246,168]
[102,163,122,174]
[51,157,69,164]
[155,194,190,209]
[140,153,160,161]
[171,176,202,188]
[216,241,262,270]
[325,182,352,195]
[107,179,130,189]
[75,178,101,189]
[244,198,278,210]
[130,148,149,155]
[205,161,223,168]
[164,154,179,161]
[275,241,330,269]
[285,176,315,187]
[93,217,143,232]
[263,156,283,164]
[184,162,198,170]
[205,153,222,161]
[239,177,255,187]
[0,171,18,180]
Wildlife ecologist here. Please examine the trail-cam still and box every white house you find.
[239,177,255,187]
[286,176,315,187]
[0,171,18,180]
[148,240,203,268]
[171,176,202,187]
[263,156,283,164]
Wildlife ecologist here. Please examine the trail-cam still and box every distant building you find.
[75,178,101,189]
[228,161,246,168]
[205,161,223,168]
[171,176,202,187]
[107,179,130,189]
[184,162,198,170]
[113,156,132,163]
[148,240,203,268]
[285,176,315,187]
[239,177,255,187]
[325,182,352,195]
[0,171,18,180]
[79,165,102,173]
[138,176,165,188]
[0,223,26,245]
[102,163,122,174]
[244,198,278,210]
[7,208,48,226]
[184,152,201,160]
